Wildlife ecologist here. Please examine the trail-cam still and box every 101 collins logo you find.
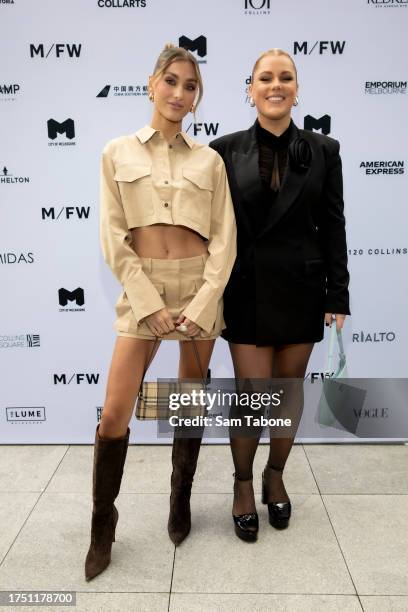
[54,373,100,384]
[48,119,76,146]
[294,41,346,55]
[59,287,85,312]
[1,167,30,184]
[244,0,271,14]
[30,43,82,58]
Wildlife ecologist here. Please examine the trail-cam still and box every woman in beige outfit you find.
[84,44,236,581]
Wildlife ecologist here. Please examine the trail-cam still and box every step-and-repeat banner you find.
[1,0,407,443]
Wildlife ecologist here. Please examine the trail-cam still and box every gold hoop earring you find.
[249,97,255,107]
[148,91,154,102]
[190,104,196,113]
[293,96,299,106]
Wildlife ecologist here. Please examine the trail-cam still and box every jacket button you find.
[164,202,169,207]
[169,145,173,149]
[164,180,169,184]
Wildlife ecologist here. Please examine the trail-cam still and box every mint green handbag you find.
[317,324,348,427]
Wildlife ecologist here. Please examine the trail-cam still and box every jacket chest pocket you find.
[114,164,153,225]
[180,167,213,226]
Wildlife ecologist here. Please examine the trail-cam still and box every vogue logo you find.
[179,36,207,63]
[294,41,346,55]
[54,373,100,385]
[304,114,331,135]
[360,161,404,175]
[58,287,85,312]
[185,122,219,137]
[30,43,82,58]
[6,407,46,423]
[42,206,90,220]
[1,167,30,184]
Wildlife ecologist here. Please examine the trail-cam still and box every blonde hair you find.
[150,43,203,108]
[251,48,298,83]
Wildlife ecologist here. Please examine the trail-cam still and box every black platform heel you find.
[232,473,259,542]
[262,464,291,530]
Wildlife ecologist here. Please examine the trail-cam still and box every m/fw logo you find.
[6,407,46,423]
[294,41,346,55]
[42,206,90,220]
[305,371,334,381]
[179,36,207,63]
[304,115,331,135]
[58,287,85,312]
[54,373,100,384]
[185,122,219,136]
[30,43,82,58]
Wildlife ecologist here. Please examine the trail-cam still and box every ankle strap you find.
[233,472,253,481]
[266,463,284,472]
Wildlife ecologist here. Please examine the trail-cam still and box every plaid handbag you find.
[135,337,208,420]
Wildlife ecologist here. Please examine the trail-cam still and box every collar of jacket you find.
[233,119,313,240]
[135,125,195,149]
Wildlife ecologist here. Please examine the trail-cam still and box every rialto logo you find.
[244,0,271,14]
[178,35,207,63]
[0,83,20,102]
[1,166,30,184]
[294,41,346,55]
[352,331,396,342]
[42,206,91,220]
[185,122,219,137]
[54,373,100,385]
[367,0,407,7]
[47,118,76,146]
[304,114,331,135]
[6,407,46,423]
[360,160,404,175]
[0,334,40,348]
[0,252,34,264]
[58,287,85,312]
[348,247,407,256]
[97,84,148,98]
[97,0,146,6]
[30,43,82,58]
[365,81,406,94]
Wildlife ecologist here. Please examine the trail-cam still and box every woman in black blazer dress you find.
[210,48,350,541]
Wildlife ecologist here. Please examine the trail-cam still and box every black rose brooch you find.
[288,137,312,172]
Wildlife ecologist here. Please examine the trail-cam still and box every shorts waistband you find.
[140,253,208,272]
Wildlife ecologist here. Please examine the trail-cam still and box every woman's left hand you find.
[175,315,201,337]
[325,313,346,331]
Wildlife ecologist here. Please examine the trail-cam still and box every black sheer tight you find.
[229,342,314,515]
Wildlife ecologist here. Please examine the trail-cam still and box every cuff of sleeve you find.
[124,279,166,326]
[324,295,351,315]
[182,300,219,335]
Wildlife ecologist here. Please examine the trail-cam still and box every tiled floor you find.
[0,443,407,611]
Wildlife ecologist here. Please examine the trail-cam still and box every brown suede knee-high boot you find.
[167,436,202,545]
[84,424,130,581]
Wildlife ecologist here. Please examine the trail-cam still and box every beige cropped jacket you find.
[100,125,237,334]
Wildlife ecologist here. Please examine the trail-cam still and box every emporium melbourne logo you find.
[367,0,407,7]
[244,0,271,14]
[0,83,20,102]
[6,407,46,424]
[0,334,40,348]
[304,114,331,135]
[97,0,146,6]
[1,167,30,184]
[30,43,82,59]
[352,331,396,342]
[97,84,148,97]
[294,41,346,55]
[178,35,207,64]
[360,160,404,175]
[185,122,219,137]
[47,118,76,146]
[58,287,85,312]
[365,81,406,94]
[42,205,90,220]
[0,252,34,264]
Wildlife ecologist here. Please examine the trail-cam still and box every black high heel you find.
[262,464,291,530]
[232,473,259,542]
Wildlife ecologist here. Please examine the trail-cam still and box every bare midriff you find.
[130,224,209,259]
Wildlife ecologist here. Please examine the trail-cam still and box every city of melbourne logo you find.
[0,334,40,348]
[367,0,407,8]
[30,43,82,58]
[97,84,148,98]
[178,35,207,63]
[0,83,20,102]
[97,0,146,6]
[243,0,271,14]
[58,287,85,312]
[0,252,34,264]
[47,119,76,146]
[1,167,30,184]
[304,115,331,135]
[365,81,406,94]
[41,205,90,221]
[185,122,219,137]
[293,41,346,55]
[6,407,46,424]
[360,160,404,175]
[54,373,100,385]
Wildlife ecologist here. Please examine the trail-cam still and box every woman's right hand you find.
[144,308,175,337]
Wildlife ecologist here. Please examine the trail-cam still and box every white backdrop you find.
[1,0,407,443]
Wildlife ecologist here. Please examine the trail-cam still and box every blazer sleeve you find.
[321,140,351,315]
[100,147,166,325]
[182,154,237,333]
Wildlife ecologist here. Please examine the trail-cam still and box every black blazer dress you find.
[209,120,350,346]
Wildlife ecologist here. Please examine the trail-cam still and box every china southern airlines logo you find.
[178,35,207,63]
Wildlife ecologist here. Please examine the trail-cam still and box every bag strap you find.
[326,323,346,372]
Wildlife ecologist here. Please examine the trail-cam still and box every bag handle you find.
[326,322,346,373]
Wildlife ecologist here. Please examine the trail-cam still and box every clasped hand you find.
[143,308,201,337]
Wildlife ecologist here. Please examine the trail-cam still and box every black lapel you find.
[257,121,313,239]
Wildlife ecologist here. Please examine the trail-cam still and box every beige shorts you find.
[115,254,225,341]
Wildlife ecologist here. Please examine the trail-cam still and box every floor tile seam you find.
[168,547,177,610]
[0,445,71,570]
[168,590,362,595]
[3,491,408,496]
[301,444,360,597]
